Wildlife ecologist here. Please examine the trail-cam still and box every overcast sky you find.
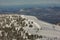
[0,0,60,6]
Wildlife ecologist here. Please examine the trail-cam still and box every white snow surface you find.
[21,15,60,38]
[0,14,60,40]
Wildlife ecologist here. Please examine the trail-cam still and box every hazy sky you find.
[0,0,60,6]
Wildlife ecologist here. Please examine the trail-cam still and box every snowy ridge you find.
[21,15,60,39]
[0,14,60,40]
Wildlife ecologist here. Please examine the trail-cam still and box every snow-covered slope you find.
[0,14,60,40]
[21,15,60,40]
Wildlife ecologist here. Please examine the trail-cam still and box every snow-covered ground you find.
[21,15,60,40]
[0,14,60,40]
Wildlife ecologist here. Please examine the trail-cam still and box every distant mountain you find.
[0,7,60,24]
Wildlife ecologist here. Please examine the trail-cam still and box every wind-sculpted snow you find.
[0,14,60,40]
